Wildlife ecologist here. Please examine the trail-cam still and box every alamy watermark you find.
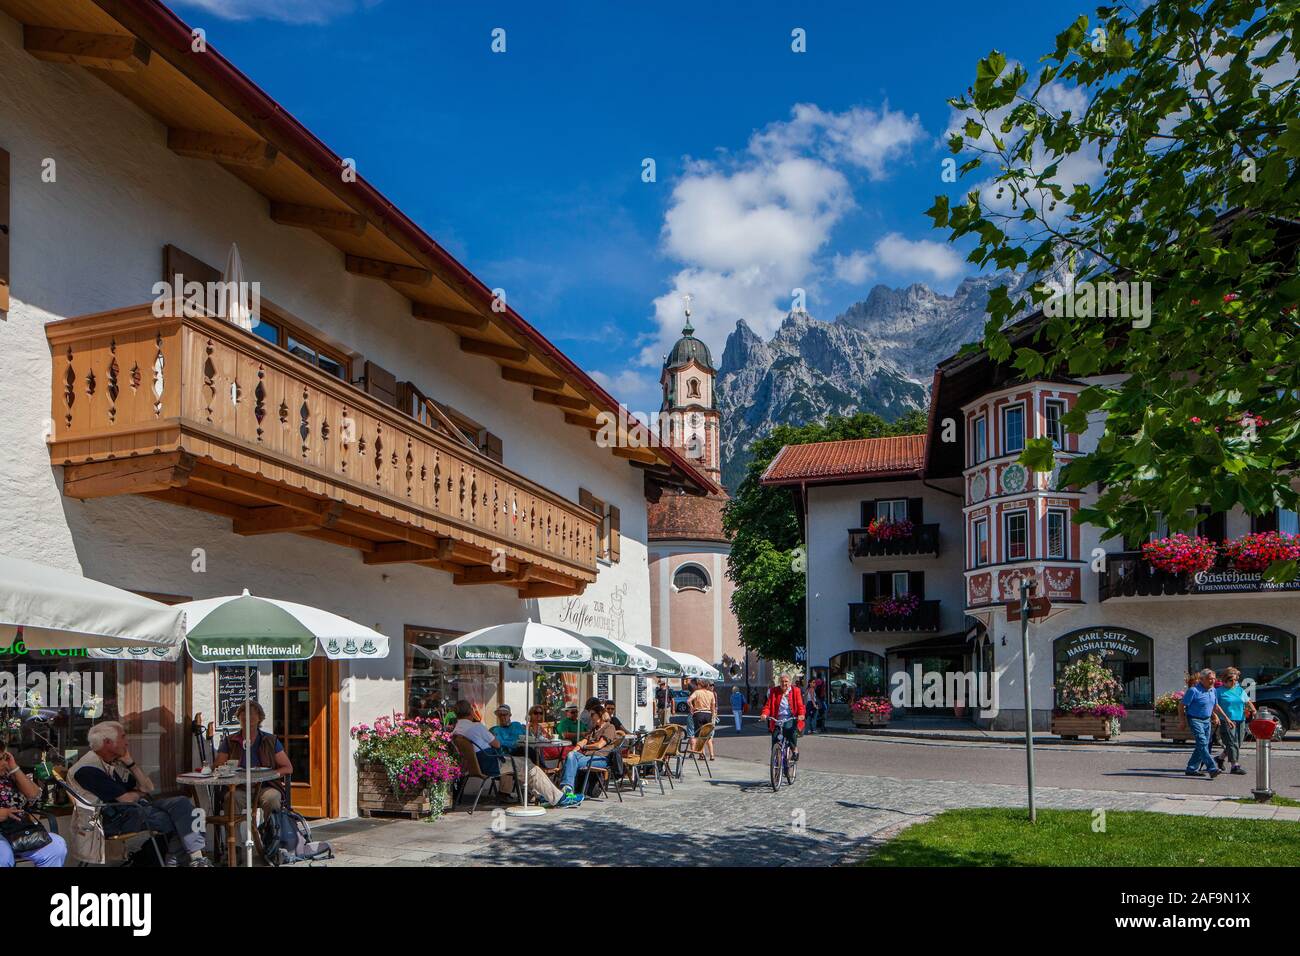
[890,664,1000,719]
[1039,273,1152,328]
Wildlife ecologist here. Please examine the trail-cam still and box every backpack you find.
[259,807,333,866]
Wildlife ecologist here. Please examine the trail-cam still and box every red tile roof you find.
[760,434,928,485]
[647,492,730,543]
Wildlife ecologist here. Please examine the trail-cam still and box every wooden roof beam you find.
[533,389,589,411]
[564,412,603,430]
[167,129,278,168]
[24,27,151,72]
[362,540,456,565]
[454,563,533,586]
[501,367,564,391]
[459,337,528,363]
[345,255,432,286]
[412,302,487,331]
[232,501,343,536]
[270,202,367,236]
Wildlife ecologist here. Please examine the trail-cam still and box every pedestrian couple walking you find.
[1181,667,1255,778]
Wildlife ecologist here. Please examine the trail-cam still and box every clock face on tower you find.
[689,413,703,429]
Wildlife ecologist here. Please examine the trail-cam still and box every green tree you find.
[929,1,1299,571]
[723,409,928,661]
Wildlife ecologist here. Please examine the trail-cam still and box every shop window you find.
[404,626,498,722]
[673,563,710,591]
[828,650,886,717]
[1002,404,1025,455]
[1054,627,1153,709]
[1188,624,1295,686]
[0,630,119,774]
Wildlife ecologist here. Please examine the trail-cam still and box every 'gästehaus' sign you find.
[1190,568,1300,594]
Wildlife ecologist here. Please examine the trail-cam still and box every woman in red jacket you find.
[761,672,805,761]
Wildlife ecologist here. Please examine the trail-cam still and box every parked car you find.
[671,689,690,715]
[1250,666,1300,740]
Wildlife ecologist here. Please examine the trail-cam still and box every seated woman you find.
[215,700,293,820]
[0,748,67,867]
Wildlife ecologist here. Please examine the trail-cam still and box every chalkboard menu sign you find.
[635,677,647,708]
[596,673,610,699]
[217,665,258,728]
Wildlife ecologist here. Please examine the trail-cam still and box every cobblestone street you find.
[313,749,1288,867]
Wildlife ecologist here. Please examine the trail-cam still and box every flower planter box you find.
[1159,713,1192,743]
[851,711,889,728]
[1051,715,1118,741]
[357,763,438,819]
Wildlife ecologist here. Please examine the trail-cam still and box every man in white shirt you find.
[451,700,579,808]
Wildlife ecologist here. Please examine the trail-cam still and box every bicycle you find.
[768,717,798,791]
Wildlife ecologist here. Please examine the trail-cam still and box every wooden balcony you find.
[849,600,941,633]
[848,523,940,559]
[46,305,599,597]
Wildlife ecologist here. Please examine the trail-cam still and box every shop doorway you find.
[272,658,338,819]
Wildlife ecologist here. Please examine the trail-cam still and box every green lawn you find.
[859,808,1300,867]
[1233,794,1300,807]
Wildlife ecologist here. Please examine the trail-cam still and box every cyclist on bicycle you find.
[761,672,805,762]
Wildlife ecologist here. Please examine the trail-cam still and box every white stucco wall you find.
[0,14,654,813]
[806,479,967,676]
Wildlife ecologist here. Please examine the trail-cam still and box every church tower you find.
[660,298,721,485]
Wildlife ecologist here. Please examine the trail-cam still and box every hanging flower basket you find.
[1141,534,1218,574]
[1223,531,1300,572]
[871,592,920,619]
[865,517,914,542]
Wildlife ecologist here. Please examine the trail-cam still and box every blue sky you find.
[171,0,1088,412]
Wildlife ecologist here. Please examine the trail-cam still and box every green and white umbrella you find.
[636,644,721,681]
[439,622,651,815]
[92,590,389,866]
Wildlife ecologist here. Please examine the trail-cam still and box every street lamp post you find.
[1019,576,1038,824]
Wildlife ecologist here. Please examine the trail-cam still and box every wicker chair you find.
[619,730,668,796]
[679,722,714,778]
[658,724,683,787]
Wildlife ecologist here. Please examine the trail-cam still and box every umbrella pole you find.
[244,667,254,868]
[506,674,545,816]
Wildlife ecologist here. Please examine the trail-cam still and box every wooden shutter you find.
[608,505,621,562]
[861,573,878,602]
[860,500,875,526]
[163,243,222,287]
[908,498,924,523]
[477,429,504,464]
[363,360,398,407]
[909,571,926,599]
[579,488,607,559]
[1253,510,1279,533]
[0,146,8,314]
[1197,509,1226,541]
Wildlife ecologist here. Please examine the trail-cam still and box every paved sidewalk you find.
[311,756,1289,867]
[823,719,1300,750]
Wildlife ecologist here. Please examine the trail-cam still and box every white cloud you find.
[170,0,378,24]
[750,103,927,180]
[590,368,661,416]
[640,102,933,367]
[832,250,874,284]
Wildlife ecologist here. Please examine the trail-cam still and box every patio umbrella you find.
[91,590,389,866]
[221,242,254,330]
[635,644,721,681]
[440,621,597,817]
[0,553,185,652]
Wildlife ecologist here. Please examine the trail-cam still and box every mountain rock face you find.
[716,272,1028,491]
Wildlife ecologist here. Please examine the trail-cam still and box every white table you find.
[178,768,280,867]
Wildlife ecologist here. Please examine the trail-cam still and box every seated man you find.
[450,700,580,808]
[70,721,211,867]
[554,705,586,743]
[558,699,623,794]
[601,699,626,732]
[491,705,527,753]
[215,700,293,820]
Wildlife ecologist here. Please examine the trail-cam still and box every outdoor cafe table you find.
[178,768,280,867]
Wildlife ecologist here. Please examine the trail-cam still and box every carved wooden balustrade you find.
[46,305,599,596]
